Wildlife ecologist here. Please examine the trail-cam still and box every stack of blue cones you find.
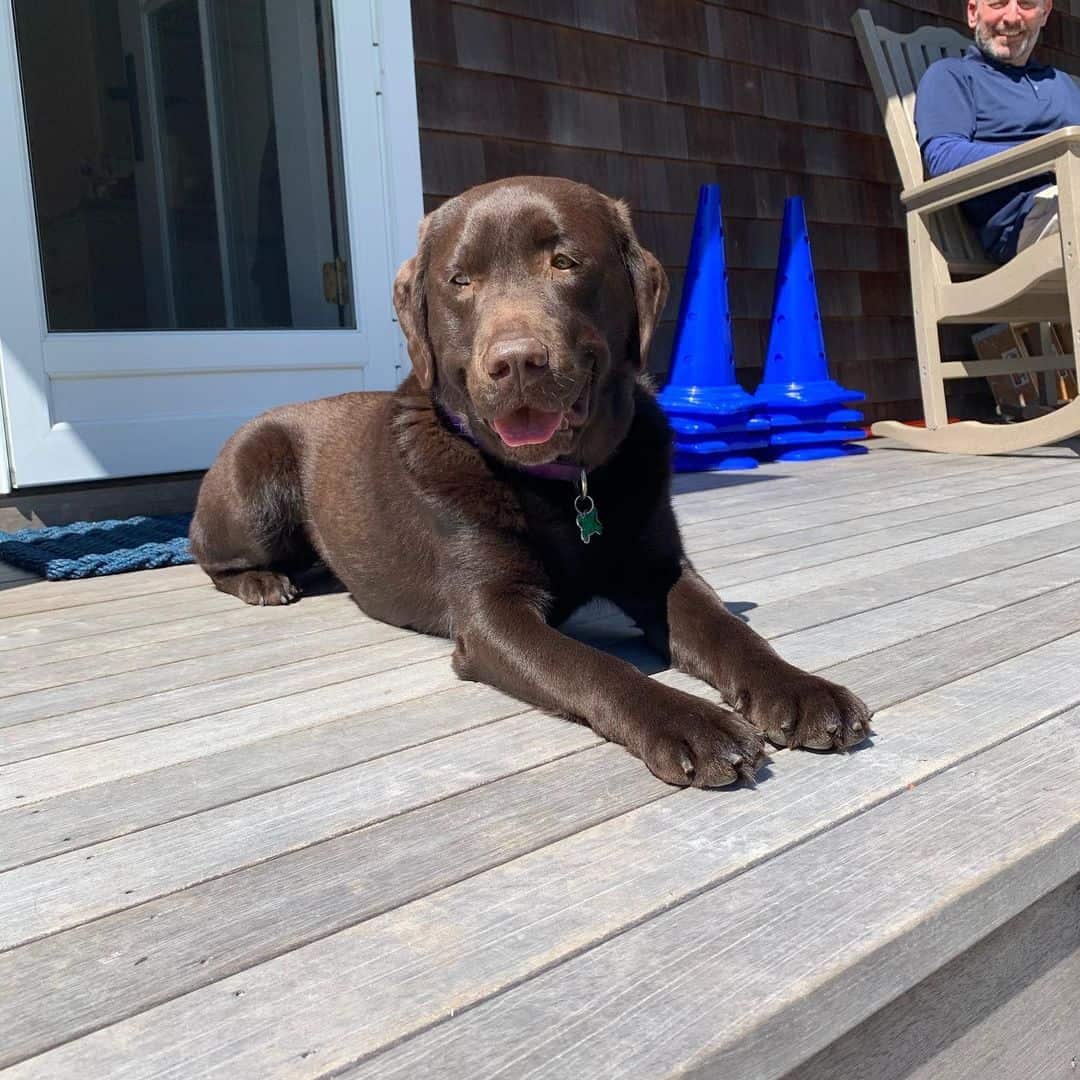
[657,186,770,471]
[658,186,866,469]
[753,197,867,461]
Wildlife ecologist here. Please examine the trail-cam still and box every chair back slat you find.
[905,40,931,86]
[880,34,919,131]
[853,10,992,270]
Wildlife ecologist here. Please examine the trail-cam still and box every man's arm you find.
[914,59,1021,177]
[922,133,1024,177]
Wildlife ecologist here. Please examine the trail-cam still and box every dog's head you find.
[393,176,668,470]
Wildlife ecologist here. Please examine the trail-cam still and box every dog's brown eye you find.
[450,272,471,287]
[551,254,577,270]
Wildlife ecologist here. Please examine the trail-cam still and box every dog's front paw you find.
[231,570,300,607]
[747,671,871,751]
[637,698,769,789]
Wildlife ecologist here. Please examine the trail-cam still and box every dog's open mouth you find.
[491,382,591,448]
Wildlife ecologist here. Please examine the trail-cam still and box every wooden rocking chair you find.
[852,9,1080,453]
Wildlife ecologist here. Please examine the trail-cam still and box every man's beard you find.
[973,21,1041,65]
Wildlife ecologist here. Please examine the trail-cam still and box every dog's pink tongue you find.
[492,407,564,447]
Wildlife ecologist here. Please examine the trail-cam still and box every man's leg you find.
[1016,185,1060,252]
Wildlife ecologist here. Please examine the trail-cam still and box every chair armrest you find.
[901,125,1080,215]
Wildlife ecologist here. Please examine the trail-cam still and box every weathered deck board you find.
[1,562,1058,901]
[2,643,1071,1067]
[786,875,1080,1080]
[0,711,603,950]
[2,595,1078,1063]
[704,484,1080,595]
[689,464,1080,568]
[8,490,1071,768]
[678,452,1072,547]
[569,524,1080,645]
[0,585,240,652]
[0,588,356,673]
[4,558,1078,871]
[745,520,1080,638]
[354,710,1080,1080]
[3,462,1064,690]
[0,685,529,871]
[0,632,452,764]
[670,451,1058,526]
[0,744,669,1067]
[0,441,1077,1078]
[678,451,1075,548]
[777,576,1080,674]
[714,504,1080,611]
[5,641,1077,1078]
[0,563,206,620]
[810,581,1080,706]
[0,649,461,799]
[0,621,423,725]
[0,594,361,692]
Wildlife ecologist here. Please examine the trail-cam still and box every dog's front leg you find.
[617,558,871,752]
[451,588,767,788]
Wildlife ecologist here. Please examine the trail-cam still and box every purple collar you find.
[440,407,583,483]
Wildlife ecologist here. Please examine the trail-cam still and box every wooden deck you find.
[1,440,1078,1079]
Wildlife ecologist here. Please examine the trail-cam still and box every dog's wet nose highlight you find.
[483,337,549,382]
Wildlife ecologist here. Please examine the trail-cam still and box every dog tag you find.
[574,469,603,544]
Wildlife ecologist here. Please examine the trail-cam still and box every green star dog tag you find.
[574,469,603,544]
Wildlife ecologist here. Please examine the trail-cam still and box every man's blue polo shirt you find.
[915,46,1080,261]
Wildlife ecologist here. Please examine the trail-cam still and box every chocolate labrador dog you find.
[190,176,870,788]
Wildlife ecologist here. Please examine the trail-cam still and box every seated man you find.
[915,0,1080,261]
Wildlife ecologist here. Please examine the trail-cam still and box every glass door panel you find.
[13,0,351,331]
[149,0,226,327]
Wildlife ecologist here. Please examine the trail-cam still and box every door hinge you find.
[322,258,349,306]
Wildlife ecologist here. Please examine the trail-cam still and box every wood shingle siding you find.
[411,0,1080,423]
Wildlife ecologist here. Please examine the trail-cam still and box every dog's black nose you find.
[484,337,549,382]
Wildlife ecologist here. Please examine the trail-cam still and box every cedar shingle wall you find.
[410,0,1080,422]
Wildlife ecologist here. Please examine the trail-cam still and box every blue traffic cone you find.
[752,197,866,461]
[658,185,769,470]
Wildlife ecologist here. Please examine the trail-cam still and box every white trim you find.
[42,330,370,377]
[0,0,53,490]
[0,363,12,494]
[374,0,426,384]
[0,0,423,488]
[371,0,426,274]
[341,0,425,385]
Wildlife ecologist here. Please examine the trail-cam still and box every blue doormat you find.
[0,514,194,580]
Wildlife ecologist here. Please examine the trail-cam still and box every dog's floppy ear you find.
[611,199,669,369]
[393,214,435,389]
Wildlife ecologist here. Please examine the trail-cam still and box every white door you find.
[0,0,422,491]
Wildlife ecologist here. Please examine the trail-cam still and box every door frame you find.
[0,370,11,496]
[0,0,423,490]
